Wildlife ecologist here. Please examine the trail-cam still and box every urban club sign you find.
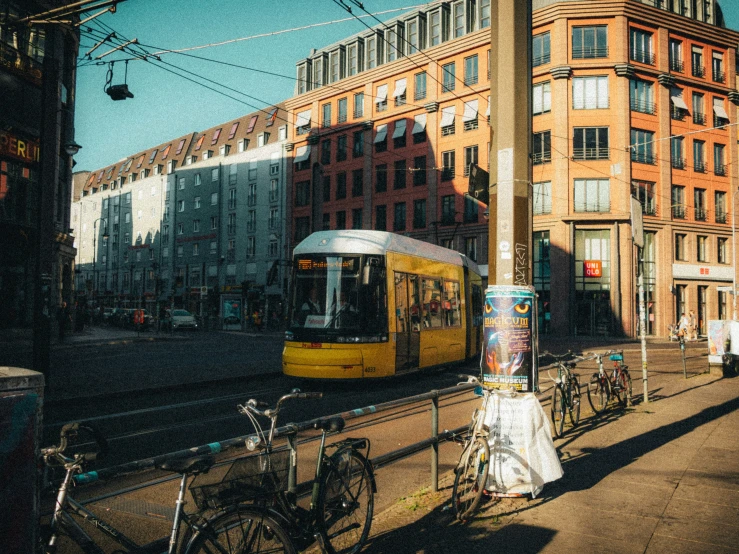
[0,131,40,164]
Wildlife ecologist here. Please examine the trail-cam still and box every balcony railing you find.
[692,65,705,78]
[464,74,478,86]
[694,161,706,173]
[714,115,729,128]
[671,157,687,170]
[669,58,684,72]
[693,112,705,125]
[672,205,686,219]
[631,152,656,164]
[414,89,427,101]
[573,46,608,59]
[573,148,609,161]
[532,53,551,66]
[713,69,725,83]
[694,208,707,221]
[715,164,727,176]
[671,107,686,121]
[532,152,552,165]
[631,99,656,114]
[631,50,655,65]
[716,212,727,224]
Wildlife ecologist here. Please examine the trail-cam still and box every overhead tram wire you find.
[78,25,486,183]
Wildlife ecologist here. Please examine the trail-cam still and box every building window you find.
[464,54,478,86]
[269,208,279,229]
[442,150,455,181]
[572,25,608,58]
[414,72,427,101]
[631,180,656,215]
[322,103,331,127]
[247,183,257,206]
[413,114,427,144]
[338,97,348,123]
[574,179,610,212]
[413,156,427,186]
[465,237,477,262]
[352,208,363,230]
[715,191,727,223]
[393,202,406,231]
[452,1,465,37]
[347,44,359,76]
[463,145,478,177]
[322,176,331,202]
[533,181,552,215]
[177,223,184,235]
[533,131,551,164]
[178,200,185,212]
[336,210,346,230]
[321,140,331,165]
[337,135,348,161]
[441,105,456,136]
[532,81,551,115]
[247,237,256,258]
[413,198,426,229]
[463,195,478,223]
[393,120,407,149]
[394,161,407,190]
[532,32,550,66]
[375,205,386,231]
[714,144,726,176]
[211,192,218,206]
[675,233,686,261]
[442,62,456,92]
[336,172,347,199]
[480,0,491,28]
[671,136,685,169]
[672,185,685,219]
[193,219,201,232]
[691,45,705,78]
[353,92,364,118]
[374,124,387,153]
[629,79,654,114]
[366,36,378,69]
[429,9,442,46]
[712,51,725,83]
[194,196,201,209]
[441,195,455,225]
[295,181,310,207]
[353,130,364,158]
[692,92,705,125]
[352,169,363,197]
[210,216,218,230]
[257,133,269,147]
[375,164,387,193]
[694,188,707,221]
[669,39,683,72]
[693,140,706,172]
[393,78,407,106]
[718,237,728,264]
[573,127,609,160]
[631,129,655,164]
[193,243,199,257]
[630,28,654,65]
[295,217,311,243]
[714,97,729,127]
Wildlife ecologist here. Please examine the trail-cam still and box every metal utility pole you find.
[488,0,533,286]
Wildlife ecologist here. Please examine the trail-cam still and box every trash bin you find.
[0,367,44,553]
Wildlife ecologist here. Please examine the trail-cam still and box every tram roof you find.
[294,231,480,274]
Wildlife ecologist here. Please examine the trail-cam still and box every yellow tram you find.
[283,230,483,379]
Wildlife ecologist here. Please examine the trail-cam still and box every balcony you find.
[713,69,725,83]
[532,152,552,165]
[573,148,609,161]
[631,152,655,165]
[573,46,608,59]
[669,58,684,72]
[464,74,478,86]
[631,50,655,65]
[693,112,705,125]
[671,157,687,170]
[532,53,551,67]
[672,205,686,219]
[692,65,705,78]
[670,107,686,121]
[693,161,706,173]
[715,164,727,177]
[716,212,727,224]
[694,208,707,221]
[631,99,656,115]
[714,115,729,129]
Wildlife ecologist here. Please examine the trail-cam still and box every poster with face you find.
[480,286,538,393]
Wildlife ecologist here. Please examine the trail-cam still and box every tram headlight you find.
[284,330,294,341]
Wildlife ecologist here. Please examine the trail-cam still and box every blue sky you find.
[73,0,739,172]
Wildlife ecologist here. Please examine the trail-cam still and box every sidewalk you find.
[362,352,739,553]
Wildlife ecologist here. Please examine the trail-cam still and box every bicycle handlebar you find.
[241,389,323,418]
[43,422,109,465]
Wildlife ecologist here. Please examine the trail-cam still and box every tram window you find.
[443,281,461,326]
[422,278,443,328]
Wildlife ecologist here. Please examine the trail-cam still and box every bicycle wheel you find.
[617,369,633,406]
[451,436,490,521]
[551,383,565,438]
[587,374,610,414]
[318,449,375,554]
[568,375,581,427]
[186,506,295,554]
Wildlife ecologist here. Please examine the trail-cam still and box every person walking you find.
[689,310,698,341]
[677,312,690,338]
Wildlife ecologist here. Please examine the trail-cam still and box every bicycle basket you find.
[609,353,624,362]
[189,449,290,510]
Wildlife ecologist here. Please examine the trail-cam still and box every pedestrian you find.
[689,310,698,341]
[57,301,71,341]
[677,312,689,338]
[253,310,262,331]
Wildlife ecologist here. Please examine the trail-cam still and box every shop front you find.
[574,229,612,336]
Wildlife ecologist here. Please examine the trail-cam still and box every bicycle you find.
[585,350,633,413]
[544,351,581,438]
[40,422,289,554]
[450,375,494,521]
[192,389,376,554]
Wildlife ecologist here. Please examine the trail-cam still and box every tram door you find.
[394,272,420,373]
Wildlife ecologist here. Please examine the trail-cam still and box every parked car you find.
[164,309,198,330]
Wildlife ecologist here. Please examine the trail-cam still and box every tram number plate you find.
[302,343,323,348]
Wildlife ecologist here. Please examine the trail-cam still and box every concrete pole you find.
[488,0,533,286]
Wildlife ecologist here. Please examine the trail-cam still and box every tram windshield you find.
[289,255,387,335]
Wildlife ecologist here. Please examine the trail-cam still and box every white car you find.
[167,309,198,330]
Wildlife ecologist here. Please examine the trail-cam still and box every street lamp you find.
[92,217,109,307]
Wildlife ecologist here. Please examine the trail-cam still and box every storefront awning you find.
[412,113,427,134]
[392,119,407,139]
[463,100,479,122]
[373,124,387,143]
[293,145,311,163]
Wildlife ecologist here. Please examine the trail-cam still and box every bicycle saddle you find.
[157,454,215,475]
[314,416,345,434]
